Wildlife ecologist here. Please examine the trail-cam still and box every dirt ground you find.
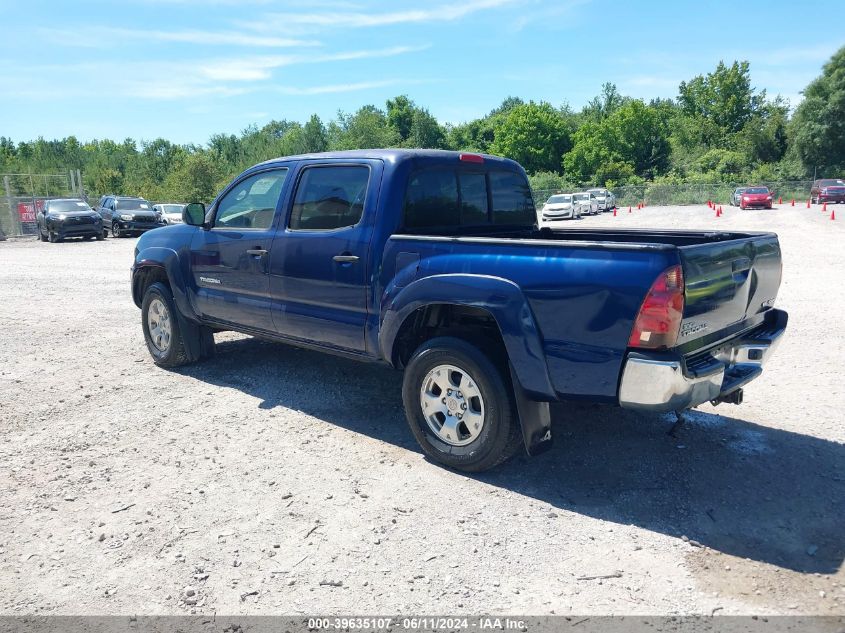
[0,202,843,616]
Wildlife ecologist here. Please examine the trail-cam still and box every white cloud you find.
[39,26,320,48]
[240,0,521,31]
[275,79,405,95]
[197,45,428,82]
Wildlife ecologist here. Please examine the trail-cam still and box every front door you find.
[189,167,289,331]
[268,162,379,352]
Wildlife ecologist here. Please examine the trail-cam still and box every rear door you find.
[268,160,381,351]
[189,167,289,331]
[678,234,782,344]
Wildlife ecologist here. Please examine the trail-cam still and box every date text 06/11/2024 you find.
[307,617,528,630]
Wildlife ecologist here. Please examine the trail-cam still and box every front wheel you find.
[112,222,122,238]
[141,282,190,367]
[39,226,48,242]
[402,337,521,472]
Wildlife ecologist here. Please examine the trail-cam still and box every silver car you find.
[153,203,187,225]
[539,194,582,222]
[573,192,599,216]
[586,188,615,212]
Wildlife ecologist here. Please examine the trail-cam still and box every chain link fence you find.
[1,171,84,238]
[533,181,814,209]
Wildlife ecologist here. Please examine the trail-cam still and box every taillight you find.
[628,265,685,349]
[459,153,484,164]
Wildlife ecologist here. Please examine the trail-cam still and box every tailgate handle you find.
[732,257,752,274]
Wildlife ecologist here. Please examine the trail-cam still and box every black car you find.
[94,195,164,238]
[36,198,103,242]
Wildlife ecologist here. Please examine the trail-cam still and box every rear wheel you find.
[402,337,521,472]
[95,232,104,241]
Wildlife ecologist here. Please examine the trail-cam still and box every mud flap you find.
[176,311,215,362]
[509,364,553,456]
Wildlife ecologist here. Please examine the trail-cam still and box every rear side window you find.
[404,170,460,228]
[289,165,370,230]
[489,171,535,225]
[403,168,534,230]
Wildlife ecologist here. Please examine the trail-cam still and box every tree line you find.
[1,46,843,204]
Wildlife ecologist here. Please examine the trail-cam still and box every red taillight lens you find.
[628,265,685,349]
[459,153,484,164]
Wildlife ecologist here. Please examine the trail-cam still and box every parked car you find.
[131,150,787,472]
[94,195,164,238]
[730,187,748,206]
[738,186,774,209]
[573,191,599,215]
[36,198,103,243]
[153,203,186,225]
[586,188,615,212]
[539,193,580,221]
[810,179,845,204]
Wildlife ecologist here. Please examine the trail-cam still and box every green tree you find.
[789,45,845,175]
[328,106,400,150]
[164,153,220,203]
[678,61,764,136]
[489,101,573,173]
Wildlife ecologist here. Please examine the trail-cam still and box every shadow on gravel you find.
[180,336,844,576]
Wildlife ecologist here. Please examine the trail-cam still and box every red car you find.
[739,186,773,209]
[811,179,845,204]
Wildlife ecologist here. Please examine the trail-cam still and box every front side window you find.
[215,168,288,229]
[289,165,369,230]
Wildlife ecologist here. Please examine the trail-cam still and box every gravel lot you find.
[1,203,843,616]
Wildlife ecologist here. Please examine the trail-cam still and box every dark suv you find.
[36,198,103,242]
[95,195,164,238]
[810,179,845,204]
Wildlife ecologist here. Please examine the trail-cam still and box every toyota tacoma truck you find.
[131,150,787,472]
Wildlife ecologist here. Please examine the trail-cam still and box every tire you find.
[102,228,109,239]
[402,336,521,472]
[112,222,122,238]
[48,231,60,243]
[95,232,104,241]
[141,282,190,367]
[39,226,48,242]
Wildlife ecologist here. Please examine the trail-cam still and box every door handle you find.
[333,254,359,263]
[246,248,268,256]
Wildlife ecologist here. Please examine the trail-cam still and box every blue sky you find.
[1,0,841,145]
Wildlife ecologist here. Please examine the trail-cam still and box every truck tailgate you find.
[678,233,782,346]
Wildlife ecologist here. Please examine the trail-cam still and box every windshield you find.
[116,199,150,211]
[547,195,572,204]
[746,187,769,194]
[48,200,90,213]
[820,179,845,187]
[159,204,185,214]
[573,193,590,200]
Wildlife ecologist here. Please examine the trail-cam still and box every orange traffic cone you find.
[822,202,827,212]
[707,200,712,208]
[807,199,811,208]
[715,207,720,217]
[831,209,836,221]
[613,207,617,217]
[628,206,632,213]
[791,199,795,206]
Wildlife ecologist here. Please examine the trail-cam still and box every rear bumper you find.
[618,309,787,411]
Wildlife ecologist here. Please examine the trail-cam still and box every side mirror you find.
[183,202,206,226]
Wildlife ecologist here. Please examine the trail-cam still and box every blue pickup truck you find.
[131,150,787,471]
